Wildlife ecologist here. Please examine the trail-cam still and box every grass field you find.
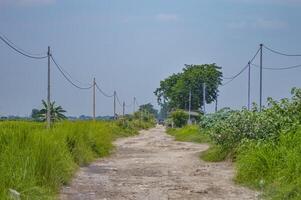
[0,119,154,200]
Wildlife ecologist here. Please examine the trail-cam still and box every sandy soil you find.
[60,125,259,200]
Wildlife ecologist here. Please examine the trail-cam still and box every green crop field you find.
[0,119,154,200]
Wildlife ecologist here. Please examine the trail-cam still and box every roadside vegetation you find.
[167,125,210,143]
[165,87,301,199]
[0,115,155,200]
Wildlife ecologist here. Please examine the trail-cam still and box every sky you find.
[0,0,301,117]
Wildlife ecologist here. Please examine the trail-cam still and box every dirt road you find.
[60,126,258,200]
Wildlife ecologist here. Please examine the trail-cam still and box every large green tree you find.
[154,64,222,111]
[138,103,158,118]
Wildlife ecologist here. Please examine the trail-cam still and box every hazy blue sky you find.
[1,0,301,117]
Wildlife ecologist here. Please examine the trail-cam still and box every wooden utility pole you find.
[123,101,125,116]
[113,91,116,119]
[188,90,191,123]
[215,95,218,113]
[203,82,206,114]
[133,97,136,113]
[47,46,51,128]
[93,78,96,121]
[259,43,263,112]
[248,61,251,110]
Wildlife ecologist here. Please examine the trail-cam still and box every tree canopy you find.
[138,103,158,118]
[154,64,222,112]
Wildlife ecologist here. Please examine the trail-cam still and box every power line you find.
[125,101,133,108]
[57,62,92,88]
[223,47,260,80]
[0,35,143,118]
[115,93,123,107]
[95,83,114,98]
[222,64,249,86]
[1,34,46,56]
[0,34,47,59]
[263,44,301,57]
[250,47,261,63]
[51,55,93,90]
[251,63,301,70]
[135,99,139,106]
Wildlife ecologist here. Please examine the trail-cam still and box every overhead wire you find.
[57,62,92,88]
[115,93,123,107]
[222,47,260,81]
[222,63,249,86]
[0,34,143,116]
[125,101,133,108]
[0,34,47,59]
[95,83,114,98]
[251,63,301,70]
[51,55,93,90]
[263,44,301,57]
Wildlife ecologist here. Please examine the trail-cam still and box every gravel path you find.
[60,125,258,200]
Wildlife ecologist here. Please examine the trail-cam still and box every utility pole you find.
[113,91,116,119]
[203,82,206,114]
[215,95,218,113]
[123,101,125,117]
[259,44,263,112]
[93,78,96,121]
[248,61,251,110]
[47,46,51,129]
[188,90,191,124]
[133,97,136,113]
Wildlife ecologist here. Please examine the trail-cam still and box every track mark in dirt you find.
[60,126,259,200]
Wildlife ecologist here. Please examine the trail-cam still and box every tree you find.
[154,64,222,111]
[158,102,169,120]
[38,100,67,122]
[31,109,41,121]
[138,103,158,118]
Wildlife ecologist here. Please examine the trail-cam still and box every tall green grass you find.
[167,125,230,162]
[0,120,153,199]
[236,126,301,199]
[167,125,210,143]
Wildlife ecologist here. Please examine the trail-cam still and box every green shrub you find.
[206,88,301,159]
[199,107,234,130]
[171,110,189,128]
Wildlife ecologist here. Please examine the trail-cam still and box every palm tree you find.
[38,100,67,122]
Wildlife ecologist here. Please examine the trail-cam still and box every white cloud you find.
[155,14,178,22]
[0,0,55,6]
[227,0,301,5]
[227,19,288,30]
[254,19,288,29]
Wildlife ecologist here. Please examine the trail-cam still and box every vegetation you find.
[171,109,189,128]
[197,87,301,199]
[236,127,301,199]
[154,64,222,111]
[138,103,158,118]
[167,125,210,143]
[167,87,301,199]
[32,100,67,122]
[0,119,154,200]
